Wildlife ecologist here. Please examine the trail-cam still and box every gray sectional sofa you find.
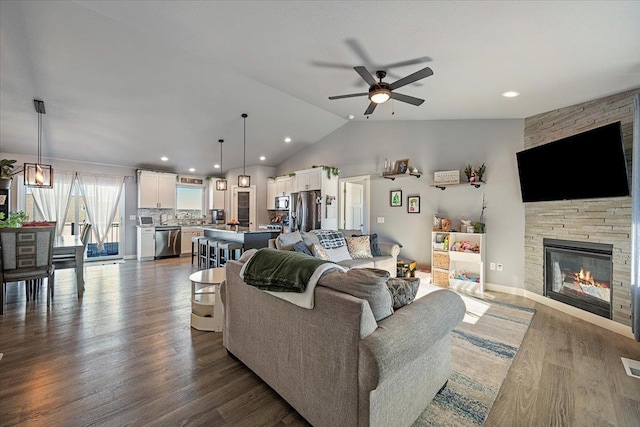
[221,257,466,427]
[269,229,401,277]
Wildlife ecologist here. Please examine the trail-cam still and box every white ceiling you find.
[1,1,639,176]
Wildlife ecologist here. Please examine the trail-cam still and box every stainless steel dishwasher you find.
[155,226,181,258]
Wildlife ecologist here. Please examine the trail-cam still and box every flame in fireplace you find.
[569,268,610,289]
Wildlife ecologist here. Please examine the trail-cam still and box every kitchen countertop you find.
[199,226,278,234]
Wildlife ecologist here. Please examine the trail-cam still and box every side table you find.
[189,267,225,332]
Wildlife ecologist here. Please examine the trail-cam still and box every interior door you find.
[344,182,364,232]
[232,186,256,231]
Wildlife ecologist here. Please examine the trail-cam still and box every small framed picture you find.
[394,158,410,175]
[390,190,402,207]
[408,196,420,213]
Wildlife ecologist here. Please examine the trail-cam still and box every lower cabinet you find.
[181,227,204,255]
[137,227,155,261]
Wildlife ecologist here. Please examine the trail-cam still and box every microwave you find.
[275,196,289,210]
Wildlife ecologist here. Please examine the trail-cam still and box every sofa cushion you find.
[238,248,258,263]
[312,229,347,249]
[386,277,421,309]
[275,231,303,250]
[325,245,353,262]
[345,235,373,259]
[312,243,331,260]
[338,258,375,270]
[292,241,313,256]
[319,268,393,321]
[301,231,320,248]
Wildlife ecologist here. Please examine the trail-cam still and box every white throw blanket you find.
[239,251,346,309]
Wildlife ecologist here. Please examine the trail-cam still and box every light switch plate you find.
[377,217,384,223]
[129,215,136,221]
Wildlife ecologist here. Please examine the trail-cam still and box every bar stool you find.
[191,236,205,265]
[198,237,213,269]
[206,239,220,268]
[217,241,244,267]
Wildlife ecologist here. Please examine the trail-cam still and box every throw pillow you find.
[386,277,421,309]
[292,241,313,256]
[312,229,347,249]
[351,233,382,257]
[318,268,393,321]
[276,231,303,251]
[345,235,373,259]
[312,243,331,260]
[238,248,258,263]
[300,231,320,248]
[324,245,352,262]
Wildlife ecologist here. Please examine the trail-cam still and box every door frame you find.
[338,175,370,234]
[231,185,257,231]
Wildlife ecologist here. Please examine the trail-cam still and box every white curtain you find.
[76,173,124,251]
[30,170,75,236]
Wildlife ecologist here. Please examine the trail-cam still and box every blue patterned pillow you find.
[312,229,347,249]
[292,241,313,256]
[386,277,420,309]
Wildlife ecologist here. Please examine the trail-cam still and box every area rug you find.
[413,288,535,426]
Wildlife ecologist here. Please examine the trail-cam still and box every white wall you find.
[276,119,526,289]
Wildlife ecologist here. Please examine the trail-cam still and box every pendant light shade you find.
[24,99,54,188]
[216,139,227,191]
[238,113,251,188]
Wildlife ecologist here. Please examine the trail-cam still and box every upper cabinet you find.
[266,176,295,209]
[295,168,322,192]
[138,170,177,209]
[266,179,277,210]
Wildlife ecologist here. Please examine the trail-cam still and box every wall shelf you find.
[431,181,485,190]
[382,171,422,180]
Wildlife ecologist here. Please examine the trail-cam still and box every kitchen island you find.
[200,227,280,250]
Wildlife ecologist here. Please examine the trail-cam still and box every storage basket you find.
[433,269,449,287]
[433,251,450,269]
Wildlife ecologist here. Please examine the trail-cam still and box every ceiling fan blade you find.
[389,66,434,90]
[364,102,377,115]
[354,66,377,86]
[381,56,432,69]
[328,92,369,100]
[311,61,357,70]
[345,38,375,67]
[391,92,425,106]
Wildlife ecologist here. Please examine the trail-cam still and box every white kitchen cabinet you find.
[294,168,322,192]
[181,227,204,255]
[266,179,276,210]
[431,231,485,293]
[209,180,226,209]
[137,227,155,261]
[138,170,177,209]
[276,176,294,196]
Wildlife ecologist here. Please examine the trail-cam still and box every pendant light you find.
[216,139,227,191]
[24,99,54,188]
[238,113,251,188]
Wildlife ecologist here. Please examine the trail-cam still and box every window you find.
[176,185,204,217]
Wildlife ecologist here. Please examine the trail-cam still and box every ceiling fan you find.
[328,66,433,115]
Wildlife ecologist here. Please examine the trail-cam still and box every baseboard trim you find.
[485,282,634,340]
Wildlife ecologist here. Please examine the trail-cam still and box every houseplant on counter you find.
[0,211,29,228]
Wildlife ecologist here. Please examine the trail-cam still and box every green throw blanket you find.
[241,248,332,293]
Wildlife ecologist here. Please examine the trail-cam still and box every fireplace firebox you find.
[543,238,613,319]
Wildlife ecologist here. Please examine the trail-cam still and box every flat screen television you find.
[516,121,630,202]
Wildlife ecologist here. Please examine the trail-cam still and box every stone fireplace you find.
[544,238,612,319]
[523,88,638,327]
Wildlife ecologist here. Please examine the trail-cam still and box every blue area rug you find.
[414,291,535,426]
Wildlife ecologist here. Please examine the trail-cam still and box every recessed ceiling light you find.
[348,115,355,120]
[259,156,266,161]
[284,137,292,143]
[214,164,220,169]
[188,168,195,172]
[160,156,168,161]
[502,91,520,98]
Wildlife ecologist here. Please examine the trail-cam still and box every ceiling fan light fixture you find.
[369,88,391,104]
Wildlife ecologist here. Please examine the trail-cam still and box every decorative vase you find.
[0,178,12,190]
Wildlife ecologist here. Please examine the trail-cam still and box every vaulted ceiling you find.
[1,1,639,176]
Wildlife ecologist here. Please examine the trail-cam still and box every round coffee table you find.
[189,267,225,332]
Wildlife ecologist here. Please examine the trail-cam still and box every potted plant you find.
[474,163,486,182]
[464,164,473,182]
[1,159,20,190]
[0,210,29,228]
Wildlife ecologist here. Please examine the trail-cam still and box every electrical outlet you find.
[497,263,503,272]
[377,217,385,223]
[490,262,496,271]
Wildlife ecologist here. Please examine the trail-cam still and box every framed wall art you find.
[408,195,420,213]
[390,190,402,207]
[394,158,410,175]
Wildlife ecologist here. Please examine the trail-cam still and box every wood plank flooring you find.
[1,257,639,426]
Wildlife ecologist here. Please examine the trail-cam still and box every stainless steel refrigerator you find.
[291,190,321,232]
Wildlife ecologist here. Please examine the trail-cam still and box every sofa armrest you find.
[378,241,400,257]
[268,238,276,249]
[359,289,465,390]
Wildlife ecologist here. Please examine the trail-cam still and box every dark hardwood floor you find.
[1,257,639,426]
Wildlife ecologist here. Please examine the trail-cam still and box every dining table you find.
[53,235,85,297]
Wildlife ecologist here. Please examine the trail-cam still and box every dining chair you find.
[53,223,91,271]
[0,224,56,314]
